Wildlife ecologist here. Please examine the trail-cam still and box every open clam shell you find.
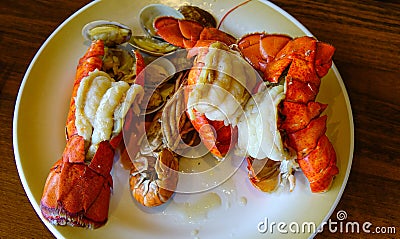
[139,4,184,38]
[128,35,178,56]
[140,58,177,115]
[178,5,217,28]
[82,20,132,46]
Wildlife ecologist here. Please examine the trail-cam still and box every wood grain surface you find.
[1,0,398,238]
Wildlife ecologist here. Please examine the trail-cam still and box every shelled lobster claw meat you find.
[40,21,145,228]
[154,15,339,193]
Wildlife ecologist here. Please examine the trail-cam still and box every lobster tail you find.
[40,136,114,228]
[40,39,145,227]
[239,35,339,193]
[40,40,112,228]
[279,37,338,193]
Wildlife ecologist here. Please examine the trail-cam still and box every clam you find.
[178,5,217,28]
[143,57,177,88]
[82,20,132,46]
[128,35,178,56]
[139,4,184,39]
[140,58,178,115]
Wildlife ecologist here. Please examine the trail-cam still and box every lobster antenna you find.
[217,0,252,30]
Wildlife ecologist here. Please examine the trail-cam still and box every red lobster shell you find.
[239,34,339,193]
[154,15,339,193]
[40,40,112,228]
[40,39,145,227]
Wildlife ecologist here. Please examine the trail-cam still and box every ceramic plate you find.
[13,0,354,238]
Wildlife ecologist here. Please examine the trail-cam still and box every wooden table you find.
[1,0,398,238]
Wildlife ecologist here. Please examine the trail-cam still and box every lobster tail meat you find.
[40,40,145,227]
[66,40,105,139]
[185,41,256,159]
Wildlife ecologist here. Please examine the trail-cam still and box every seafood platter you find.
[13,0,353,238]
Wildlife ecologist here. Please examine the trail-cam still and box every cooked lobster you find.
[154,15,339,193]
[238,34,339,193]
[40,39,145,228]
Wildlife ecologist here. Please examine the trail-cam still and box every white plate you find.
[13,0,354,238]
